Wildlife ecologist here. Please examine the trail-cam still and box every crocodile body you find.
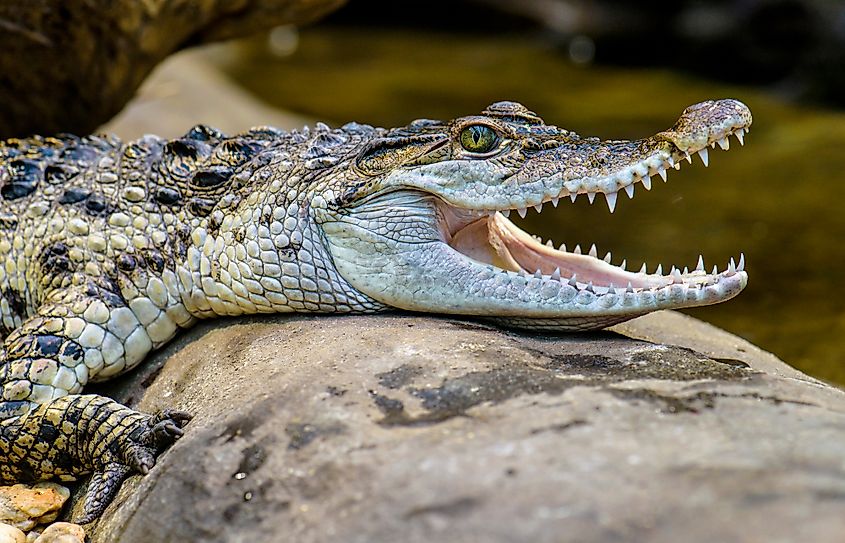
[0,100,751,522]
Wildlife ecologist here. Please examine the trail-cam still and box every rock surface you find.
[77,310,845,543]
[0,0,344,138]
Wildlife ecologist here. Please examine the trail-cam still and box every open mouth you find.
[444,121,749,299]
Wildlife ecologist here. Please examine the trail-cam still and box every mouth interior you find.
[449,213,678,290]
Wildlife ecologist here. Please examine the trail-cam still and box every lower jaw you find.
[448,212,740,294]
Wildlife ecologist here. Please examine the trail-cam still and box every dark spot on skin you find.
[1,158,42,200]
[191,168,232,188]
[44,164,75,184]
[185,125,225,141]
[154,187,181,205]
[207,213,222,232]
[58,188,90,204]
[59,143,99,163]
[37,422,59,443]
[233,229,246,243]
[35,335,63,356]
[164,139,206,161]
[0,214,17,229]
[188,197,215,217]
[146,251,165,273]
[284,422,345,450]
[59,341,83,363]
[1,288,26,319]
[218,139,263,165]
[84,196,110,215]
[85,279,126,308]
[117,254,136,271]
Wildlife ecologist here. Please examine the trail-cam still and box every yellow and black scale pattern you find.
[0,122,386,522]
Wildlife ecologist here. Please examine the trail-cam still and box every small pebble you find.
[0,523,25,543]
[33,523,84,543]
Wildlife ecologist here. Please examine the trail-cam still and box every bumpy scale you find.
[0,100,751,521]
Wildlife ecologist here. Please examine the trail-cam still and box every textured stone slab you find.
[82,311,845,542]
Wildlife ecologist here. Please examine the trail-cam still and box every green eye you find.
[459,125,500,153]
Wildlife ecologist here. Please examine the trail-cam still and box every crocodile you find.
[0,99,750,522]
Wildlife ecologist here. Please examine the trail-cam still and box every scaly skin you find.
[0,100,751,521]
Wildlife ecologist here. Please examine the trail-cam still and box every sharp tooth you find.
[574,244,582,254]
[712,265,718,275]
[534,269,543,279]
[624,184,635,199]
[672,268,682,281]
[642,175,653,190]
[620,259,626,270]
[667,156,675,168]
[698,148,709,167]
[588,244,597,257]
[626,282,634,293]
[551,197,559,207]
[683,266,689,275]
[605,192,618,213]
[545,240,554,247]
[568,274,578,287]
[655,264,663,275]
[685,154,692,164]
[673,161,682,170]
[533,203,543,213]
[657,169,666,183]
[696,255,704,271]
[738,252,745,272]
[586,282,595,293]
[710,142,716,148]
[502,210,510,218]
[587,192,596,204]
[728,257,736,274]
[603,252,612,263]
[608,283,616,294]
[639,263,647,274]
[558,243,567,252]
[570,193,578,203]
[717,137,729,150]
[735,130,744,145]
[551,267,561,280]
[517,207,527,218]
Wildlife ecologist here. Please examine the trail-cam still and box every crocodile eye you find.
[459,125,499,154]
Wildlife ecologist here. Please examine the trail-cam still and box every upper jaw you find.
[499,98,752,215]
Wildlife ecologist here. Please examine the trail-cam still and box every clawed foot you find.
[77,406,192,524]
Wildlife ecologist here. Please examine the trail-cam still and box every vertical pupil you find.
[473,127,482,144]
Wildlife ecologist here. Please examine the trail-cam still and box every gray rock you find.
[80,311,845,543]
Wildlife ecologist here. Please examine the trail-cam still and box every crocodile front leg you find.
[0,285,191,522]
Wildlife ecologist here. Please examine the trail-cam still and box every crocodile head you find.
[311,99,752,330]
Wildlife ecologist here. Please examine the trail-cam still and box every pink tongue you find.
[487,213,669,288]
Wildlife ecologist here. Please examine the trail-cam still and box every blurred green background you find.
[203,1,844,385]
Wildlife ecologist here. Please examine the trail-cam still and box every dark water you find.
[214,28,845,386]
